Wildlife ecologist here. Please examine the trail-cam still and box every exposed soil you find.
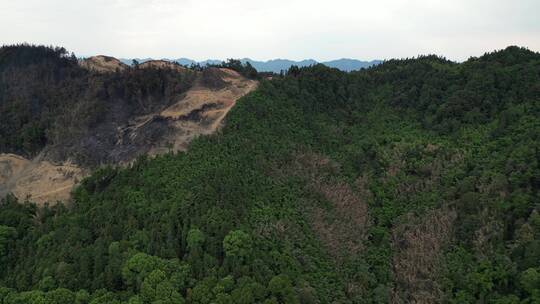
[79,55,128,73]
[139,68,257,155]
[2,64,258,204]
[138,60,186,71]
[0,153,83,205]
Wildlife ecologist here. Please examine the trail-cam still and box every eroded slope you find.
[79,55,128,72]
[0,154,83,204]
[1,60,257,204]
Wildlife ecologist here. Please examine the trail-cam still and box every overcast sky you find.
[1,0,539,61]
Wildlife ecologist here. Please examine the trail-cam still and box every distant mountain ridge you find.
[119,57,382,72]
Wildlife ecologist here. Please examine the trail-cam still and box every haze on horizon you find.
[1,0,539,62]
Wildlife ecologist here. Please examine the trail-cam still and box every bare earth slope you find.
[79,55,128,72]
[138,60,186,71]
[112,67,258,159]
[1,64,257,204]
[0,154,83,204]
[152,68,258,153]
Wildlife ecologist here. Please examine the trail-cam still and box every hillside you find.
[0,45,258,203]
[0,154,82,203]
[79,55,128,73]
[138,60,186,71]
[0,45,539,303]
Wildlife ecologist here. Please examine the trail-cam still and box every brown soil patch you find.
[79,55,128,73]
[3,63,257,204]
[138,60,186,71]
[148,68,258,154]
[0,154,83,205]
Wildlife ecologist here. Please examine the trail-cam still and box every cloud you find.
[0,0,538,61]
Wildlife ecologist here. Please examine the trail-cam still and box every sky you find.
[1,0,539,62]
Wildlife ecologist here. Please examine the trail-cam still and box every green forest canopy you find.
[0,45,539,303]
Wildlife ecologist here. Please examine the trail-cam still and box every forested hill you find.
[1,46,540,303]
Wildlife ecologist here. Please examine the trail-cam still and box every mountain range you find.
[119,57,382,72]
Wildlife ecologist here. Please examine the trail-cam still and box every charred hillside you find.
[0,45,258,203]
[0,45,197,165]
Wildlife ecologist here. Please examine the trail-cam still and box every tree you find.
[520,268,540,295]
[0,225,16,257]
[214,292,233,304]
[122,253,160,291]
[4,290,47,304]
[38,276,56,292]
[187,228,205,251]
[189,281,213,304]
[46,288,75,304]
[140,269,184,304]
[0,287,15,303]
[187,228,205,278]
[168,262,190,292]
[223,230,252,262]
[105,242,123,290]
[127,295,143,304]
[268,275,299,304]
[74,290,90,304]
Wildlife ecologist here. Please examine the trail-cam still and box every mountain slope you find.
[0,46,539,303]
[79,55,128,72]
[0,45,257,203]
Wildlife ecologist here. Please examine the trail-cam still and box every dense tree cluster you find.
[0,45,539,303]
